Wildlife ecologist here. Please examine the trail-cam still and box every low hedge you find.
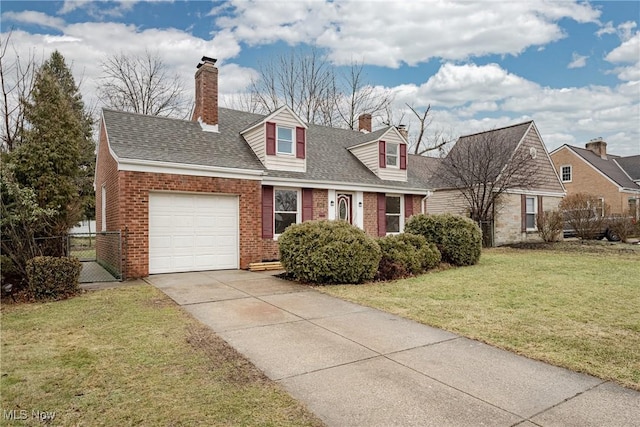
[376,233,441,280]
[405,213,482,266]
[278,220,381,284]
[26,256,82,301]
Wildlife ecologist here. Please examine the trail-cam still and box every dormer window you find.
[386,143,398,168]
[277,126,294,155]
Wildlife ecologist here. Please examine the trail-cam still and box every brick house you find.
[95,57,429,278]
[550,139,640,218]
[421,121,566,246]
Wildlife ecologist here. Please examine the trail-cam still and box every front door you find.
[336,193,353,224]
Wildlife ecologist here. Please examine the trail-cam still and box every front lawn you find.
[318,245,640,390]
[1,285,323,426]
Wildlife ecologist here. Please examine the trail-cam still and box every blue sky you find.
[1,0,639,155]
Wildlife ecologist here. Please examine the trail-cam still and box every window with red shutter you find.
[404,194,413,218]
[377,193,386,236]
[302,188,313,221]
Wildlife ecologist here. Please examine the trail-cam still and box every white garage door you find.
[149,193,239,274]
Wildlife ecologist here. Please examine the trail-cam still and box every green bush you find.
[376,234,441,280]
[26,256,82,301]
[278,220,381,284]
[405,213,482,266]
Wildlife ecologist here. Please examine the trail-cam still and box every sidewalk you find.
[147,270,639,427]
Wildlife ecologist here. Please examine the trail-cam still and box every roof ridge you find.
[102,108,195,125]
[459,120,533,139]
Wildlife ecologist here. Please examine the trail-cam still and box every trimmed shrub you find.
[26,256,82,301]
[376,233,441,281]
[405,213,482,266]
[278,220,381,284]
[537,210,563,242]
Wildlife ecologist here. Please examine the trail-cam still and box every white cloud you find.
[605,32,640,64]
[216,0,601,67]
[1,11,65,30]
[568,52,588,69]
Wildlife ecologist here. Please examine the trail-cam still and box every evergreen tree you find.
[10,51,93,236]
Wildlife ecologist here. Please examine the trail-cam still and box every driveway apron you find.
[147,270,640,427]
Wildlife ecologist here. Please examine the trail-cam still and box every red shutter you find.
[521,194,526,232]
[400,144,407,170]
[302,188,313,221]
[379,140,386,168]
[404,194,413,219]
[296,127,306,159]
[262,186,274,239]
[266,122,276,155]
[377,193,386,236]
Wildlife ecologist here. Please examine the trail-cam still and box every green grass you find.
[1,285,323,426]
[318,246,640,390]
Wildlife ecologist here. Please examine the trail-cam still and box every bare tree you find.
[434,125,543,225]
[0,30,38,152]
[249,49,392,128]
[97,50,190,118]
[250,48,336,125]
[334,60,393,130]
[405,104,450,155]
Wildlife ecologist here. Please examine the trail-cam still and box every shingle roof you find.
[615,155,640,182]
[103,108,265,171]
[424,121,533,188]
[570,146,640,189]
[102,107,429,191]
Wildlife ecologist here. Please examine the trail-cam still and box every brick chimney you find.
[397,124,409,140]
[192,56,218,128]
[586,138,607,160]
[358,113,372,133]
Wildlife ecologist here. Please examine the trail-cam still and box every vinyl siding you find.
[518,128,564,193]
[426,190,469,215]
[350,132,408,182]
[244,125,266,165]
[265,109,306,172]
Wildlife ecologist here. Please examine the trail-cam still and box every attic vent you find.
[529,147,537,159]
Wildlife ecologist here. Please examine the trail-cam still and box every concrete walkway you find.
[146,270,639,427]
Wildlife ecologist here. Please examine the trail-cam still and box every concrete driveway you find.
[147,270,640,427]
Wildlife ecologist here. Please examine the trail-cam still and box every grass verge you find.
[1,285,323,426]
[318,246,640,390]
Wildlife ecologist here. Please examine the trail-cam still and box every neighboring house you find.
[550,139,640,218]
[95,57,430,278]
[422,121,566,246]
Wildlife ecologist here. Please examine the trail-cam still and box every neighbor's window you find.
[597,197,605,216]
[629,198,638,219]
[525,196,537,230]
[561,165,572,182]
[277,126,294,155]
[274,189,298,234]
[386,143,398,167]
[386,195,401,233]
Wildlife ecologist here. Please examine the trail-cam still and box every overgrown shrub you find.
[537,210,563,242]
[405,213,482,266]
[376,234,441,280]
[607,214,636,243]
[26,256,82,301]
[278,220,381,284]
[559,193,609,240]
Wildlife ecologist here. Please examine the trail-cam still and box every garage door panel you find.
[149,193,239,274]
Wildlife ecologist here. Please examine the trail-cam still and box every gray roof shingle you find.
[615,155,640,182]
[103,107,429,191]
